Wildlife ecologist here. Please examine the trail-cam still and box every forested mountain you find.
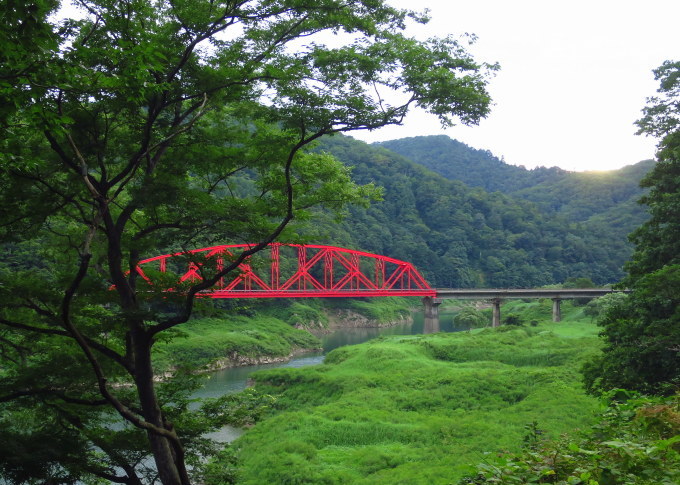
[511,161,654,221]
[378,135,652,224]
[310,135,637,287]
[372,135,654,283]
[375,135,569,192]
[515,162,653,255]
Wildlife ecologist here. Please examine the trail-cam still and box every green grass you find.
[224,301,603,484]
[153,315,321,371]
[323,296,417,324]
[152,297,415,372]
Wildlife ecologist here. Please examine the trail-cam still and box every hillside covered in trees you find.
[308,135,651,287]
[377,135,652,243]
[376,135,569,193]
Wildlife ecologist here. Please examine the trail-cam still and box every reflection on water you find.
[196,310,460,396]
[423,316,439,334]
[195,309,461,442]
[195,353,328,442]
[318,311,456,352]
[194,353,321,401]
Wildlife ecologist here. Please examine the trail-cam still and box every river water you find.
[77,311,462,482]
[194,309,461,442]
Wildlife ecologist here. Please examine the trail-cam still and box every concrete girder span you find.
[434,289,629,327]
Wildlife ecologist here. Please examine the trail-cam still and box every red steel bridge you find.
[134,243,436,298]
[134,243,625,326]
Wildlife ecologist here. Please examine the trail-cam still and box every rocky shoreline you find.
[326,308,414,329]
[202,346,323,371]
[296,308,414,334]
[206,309,414,371]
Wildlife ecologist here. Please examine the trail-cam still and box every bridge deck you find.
[206,289,436,298]
[435,288,627,299]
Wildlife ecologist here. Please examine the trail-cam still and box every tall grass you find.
[224,301,602,484]
[153,315,321,371]
[323,296,417,324]
[152,297,415,371]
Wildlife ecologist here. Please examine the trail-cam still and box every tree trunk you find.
[132,328,188,485]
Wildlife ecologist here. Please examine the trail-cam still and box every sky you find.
[350,0,680,171]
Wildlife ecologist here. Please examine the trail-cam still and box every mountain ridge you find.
[309,135,645,287]
[374,134,652,245]
[374,135,570,193]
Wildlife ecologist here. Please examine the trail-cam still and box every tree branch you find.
[58,407,145,485]
[58,254,178,440]
[0,388,108,406]
[148,129,328,336]
[0,317,132,373]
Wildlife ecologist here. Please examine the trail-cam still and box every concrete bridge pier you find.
[422,297,443,334]
[422,296,443,319]
[552,298,562,322]
[492,298,502,327]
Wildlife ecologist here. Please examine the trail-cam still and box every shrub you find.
[503,314,523,326]
[458,392,680,485]
[453,307,489,329]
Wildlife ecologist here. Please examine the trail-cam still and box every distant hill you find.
[376,135,653,260]
[308,135,643,287]
[375,135,569,193]
[511,160,653,220]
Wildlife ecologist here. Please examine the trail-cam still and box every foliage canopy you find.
[583,60,680,397]
[0,1,495,483]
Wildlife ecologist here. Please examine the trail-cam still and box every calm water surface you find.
[196,309,461,442]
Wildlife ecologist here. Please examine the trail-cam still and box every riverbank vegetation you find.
[459,391,680,484]
[153,315,321,372]
[219,302,603,484]
[153,297,416,372]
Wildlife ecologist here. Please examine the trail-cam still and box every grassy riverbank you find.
[153,297,416,372]
[223,301,602,484]
[153,315,322,371]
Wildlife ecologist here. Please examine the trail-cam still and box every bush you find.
[583,292,628,320]
[458,392,680,485]
[503,314,523,326]
[453,307,488,329]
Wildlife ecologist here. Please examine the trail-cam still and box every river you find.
[194,309,462,442]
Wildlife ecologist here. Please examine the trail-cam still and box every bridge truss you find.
[135,244,435,298]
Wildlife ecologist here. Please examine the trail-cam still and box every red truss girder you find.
[135,244,435,298]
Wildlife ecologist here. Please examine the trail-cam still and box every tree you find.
[453,306,488,329]
[583,291,628,320]
[563,276,597,305]
[626,61,680,284]
[563,276,596,288]
[0,0,59,123]
[583,61,680,396]
[0,1,495,483]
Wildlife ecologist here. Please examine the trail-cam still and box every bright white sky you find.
[351,0,680,171]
